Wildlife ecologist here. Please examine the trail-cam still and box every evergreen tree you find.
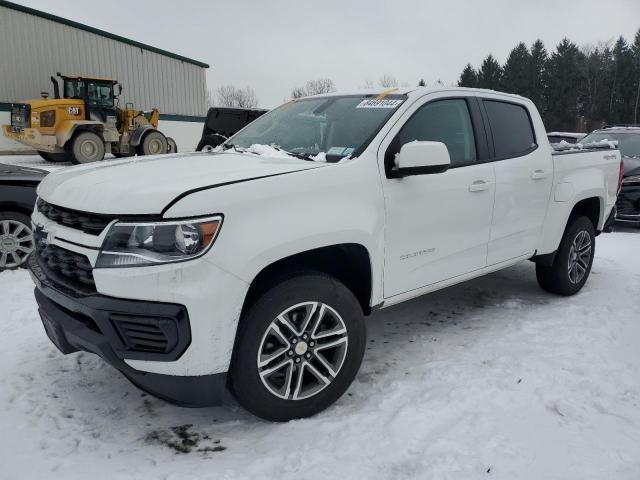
[502,42,531,96]
[528,40,548,118]
[477,55,503,90]
[633,29,640,123]
[458,63,478,87]
[581,44,614,130]
[545,39,586,131]
[609,36,636,123]
[418,78,426,87]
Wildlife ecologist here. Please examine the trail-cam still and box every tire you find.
[70,131,105,164]
[196,134,225,152]
[536,215,596,296]
[37,151,70,163]
[0,212,35,271]
[230,273,366,422]
[141,131,168,156]
[166,137,178,153]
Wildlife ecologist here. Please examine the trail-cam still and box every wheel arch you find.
[56,120,104,147]
[240,243,374,319]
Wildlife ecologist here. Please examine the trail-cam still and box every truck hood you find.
[37,152,329,214]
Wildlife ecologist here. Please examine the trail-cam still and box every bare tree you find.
[359,79,374,89]
[378,74,398,88]
[215,85,259,108]
[291,78,336,99]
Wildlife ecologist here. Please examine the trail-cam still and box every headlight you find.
[96,216,222,268]
[40,110,56,127]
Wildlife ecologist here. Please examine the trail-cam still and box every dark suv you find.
[580,126,640,226]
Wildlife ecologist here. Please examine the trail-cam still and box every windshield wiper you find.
[271,145,312,161]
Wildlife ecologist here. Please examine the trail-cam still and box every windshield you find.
[64,80,114,107]
[580,132,640,158]
[226,95,407,161]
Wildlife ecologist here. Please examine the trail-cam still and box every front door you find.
[380,97,496,298]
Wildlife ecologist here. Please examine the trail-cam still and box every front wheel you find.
[141,131,168,156]
[536,215,596,296]
[230,274,366,421]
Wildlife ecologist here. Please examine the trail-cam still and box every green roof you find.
[0,0,209,69]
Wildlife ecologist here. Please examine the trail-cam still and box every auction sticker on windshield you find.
[356,99,403,109]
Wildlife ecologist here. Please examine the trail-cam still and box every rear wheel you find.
[0,212,34,271]
[141,131,168,156]
[536,215,595,296]
[230,273,366,421]
[70,131,105,164]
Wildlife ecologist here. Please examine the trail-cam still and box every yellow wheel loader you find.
[2,73,177,164]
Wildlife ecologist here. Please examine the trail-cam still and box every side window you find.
[484,100,536,158]
[396,99,477,166]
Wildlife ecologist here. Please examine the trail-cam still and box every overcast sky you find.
[17,0,640,108]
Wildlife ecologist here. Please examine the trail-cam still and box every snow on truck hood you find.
[36,151,329,215]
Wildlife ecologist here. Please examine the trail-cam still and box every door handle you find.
[531,170,548,180]
[469,180,491,192]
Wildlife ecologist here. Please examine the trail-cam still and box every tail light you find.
[617,160,624,194]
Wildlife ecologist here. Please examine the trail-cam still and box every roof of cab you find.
[303,86,531,102]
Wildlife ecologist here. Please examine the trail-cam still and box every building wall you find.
[0,4,207,116]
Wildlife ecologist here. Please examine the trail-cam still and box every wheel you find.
[230,273,366,421]
[37,151,70,162]
[196,134,225,152]
[166,137,178,153]
[536,215,595,296]
[0,212,35,271]
[70,131,105,164]
[141,131,168,156]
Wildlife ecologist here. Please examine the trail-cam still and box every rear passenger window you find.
[396,99,477,166]
[484,100,536,158]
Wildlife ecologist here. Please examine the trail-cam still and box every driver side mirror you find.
[393,141,451,176]
[115,84,123,96]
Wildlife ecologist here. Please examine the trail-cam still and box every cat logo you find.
[67,106,81,115]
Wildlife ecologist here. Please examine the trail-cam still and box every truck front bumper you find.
[30,256,231,406]
[2,125,60,152]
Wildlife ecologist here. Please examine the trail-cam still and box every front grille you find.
[111,314,179,354]
[616,188,640,216]
[10,103,30,131]
[37,199,114,235]
[35,242,96,296]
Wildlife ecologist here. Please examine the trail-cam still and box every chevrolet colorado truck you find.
[28,87,622,421]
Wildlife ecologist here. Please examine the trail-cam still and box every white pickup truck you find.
[29,87,622,421]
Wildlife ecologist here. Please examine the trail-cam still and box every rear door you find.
[380,94,496,297]
[482,99,553,264]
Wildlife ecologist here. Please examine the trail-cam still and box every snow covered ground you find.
[1,231,639,480]
[0,153,120,173]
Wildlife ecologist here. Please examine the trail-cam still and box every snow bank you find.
[1,232,640,479]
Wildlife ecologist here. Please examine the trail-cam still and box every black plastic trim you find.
[30,258,191,362]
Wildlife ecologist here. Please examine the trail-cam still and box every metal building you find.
[0,0,209,152]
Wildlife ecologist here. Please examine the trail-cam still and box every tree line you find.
[457,30,640,132]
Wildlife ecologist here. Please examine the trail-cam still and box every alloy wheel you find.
[257,301,349,401]
[0,220,34,268]
[567,229,591,284]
